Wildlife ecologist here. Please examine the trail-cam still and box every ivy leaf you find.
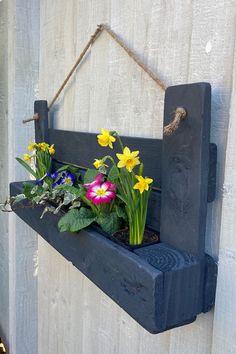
[69,200,81,210]
[12,194,26,205]
[97,212,122,235]
[40,205,56,219]
[58,208,96,233]
[54,185,82,197]
[108,165,119,182]
[84,169,101,184]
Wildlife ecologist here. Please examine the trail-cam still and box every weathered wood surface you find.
[1,0,236,353]
[0,1,39,353]
[37,1,236,353]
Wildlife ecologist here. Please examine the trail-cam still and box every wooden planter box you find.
[10,82,218,333]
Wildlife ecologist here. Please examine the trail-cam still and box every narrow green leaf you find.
[23,182,35,198]
[16,158,37,178]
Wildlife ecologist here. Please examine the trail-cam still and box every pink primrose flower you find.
[86,181,116,205]
[83,173,104,189]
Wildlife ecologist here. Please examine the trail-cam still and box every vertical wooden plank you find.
[34,100,49,143]
[169,1,236,354]
[161,83,211,256]
[0,0,10,348]
[3,1,40,353]
[211,41,236,354]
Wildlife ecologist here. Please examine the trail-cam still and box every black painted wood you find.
[208,143,217,203]
[160,83,211,256]
[49,129,216,200]
[48,129,162,188]
[10,86,218,334]
[10,181,216,333]
[34,100,49,143]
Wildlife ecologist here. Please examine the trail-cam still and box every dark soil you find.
[112,228,160,247]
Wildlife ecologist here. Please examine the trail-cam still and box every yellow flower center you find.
[126,158,134,167]
[64,178,71,185]
[96,188,106,196]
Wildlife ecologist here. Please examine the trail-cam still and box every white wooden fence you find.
[1,0,236,353]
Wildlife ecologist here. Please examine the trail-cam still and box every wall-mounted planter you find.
[10,82,217,334]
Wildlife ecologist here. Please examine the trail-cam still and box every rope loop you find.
[163,107,187,136]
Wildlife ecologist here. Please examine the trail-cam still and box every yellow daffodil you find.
[93,159,108,169]
[133,175,153,194]
[28,142,37,151]
[23,153,32,162]
[48,144,55,155]
[116,146,140,172]
[38,142,49,151]
[97,128,116,149]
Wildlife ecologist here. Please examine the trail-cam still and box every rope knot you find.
[163,107,187,136]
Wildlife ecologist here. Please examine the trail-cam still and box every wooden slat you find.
[34,101,48,143]
[160,83,211,256]
[48,129,162,188]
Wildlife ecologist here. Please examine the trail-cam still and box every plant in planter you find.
[1,140,126,236]
[91,128,155,245]
[1,131,157,246]
[0,141,81,215]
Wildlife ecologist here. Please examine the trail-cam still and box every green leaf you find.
[116,193,129,205]
[23,182,35,198]
[69,200,81,210]
[40,205,56,219]
[12,194,26,205]
[56,164,80,175]
[54,185,82,197]
[63,192,77,205]
[16,157,37,178]
[97,212,122,235]
[115,204,128,222]
[84,169,101,184]
[58,208,96,233]
[108,165,119,182]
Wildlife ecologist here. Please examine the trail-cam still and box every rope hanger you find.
[23,24,186,135]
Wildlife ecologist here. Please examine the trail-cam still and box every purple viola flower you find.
[60,172,76,186]
[47,172,59,179]
[52,178,63,189]
[35,177,45,185]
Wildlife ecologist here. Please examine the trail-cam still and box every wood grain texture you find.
[29,0,236,353]
[161,83,211,256]
[0,1,40,353]
[0,0,10,347]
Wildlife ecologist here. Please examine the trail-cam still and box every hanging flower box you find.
[8,82,217,334]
